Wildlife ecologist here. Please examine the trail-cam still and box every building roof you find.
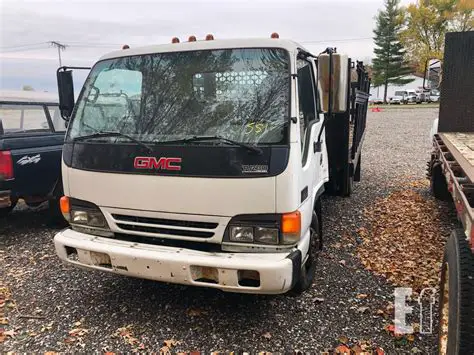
[99,38,311,61]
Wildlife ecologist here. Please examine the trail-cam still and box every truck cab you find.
[53,35,369,294]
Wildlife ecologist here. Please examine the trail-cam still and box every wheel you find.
[430,161,451,201]
[291,210,321,294]
[438,228,474,354]
[0,199,17,218]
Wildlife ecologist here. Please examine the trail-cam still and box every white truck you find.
[53,34,369,295]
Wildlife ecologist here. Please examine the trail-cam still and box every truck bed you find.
[435,133,474,251]
[440,132,474,182]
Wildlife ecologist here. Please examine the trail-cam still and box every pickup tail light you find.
[0,151,14,180]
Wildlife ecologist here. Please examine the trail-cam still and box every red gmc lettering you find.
[134,157,182,171]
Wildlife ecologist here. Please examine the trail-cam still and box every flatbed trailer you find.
[427,31,474,355]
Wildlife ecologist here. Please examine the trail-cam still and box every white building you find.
[370,74,426,100]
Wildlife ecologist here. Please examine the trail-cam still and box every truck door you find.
[296,57,324,209]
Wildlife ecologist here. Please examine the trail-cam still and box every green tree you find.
[372,0,414,103]
[400,0,473,72]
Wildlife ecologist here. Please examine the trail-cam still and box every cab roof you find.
[99,38,313,61]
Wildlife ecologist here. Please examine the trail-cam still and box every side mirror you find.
[57,68,75,120]
[423,59,442,90]
[317,51,349,114]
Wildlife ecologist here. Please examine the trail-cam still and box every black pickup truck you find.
[0,91,66,218]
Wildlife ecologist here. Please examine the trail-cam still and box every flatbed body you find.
[433,132,474,252]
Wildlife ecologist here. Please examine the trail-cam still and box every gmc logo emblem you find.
[134,157,182,171]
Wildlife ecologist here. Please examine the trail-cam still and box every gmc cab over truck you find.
[427,31,474,354]
[53,34,369,295]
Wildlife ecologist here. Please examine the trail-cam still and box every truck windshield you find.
[68,48,290,145]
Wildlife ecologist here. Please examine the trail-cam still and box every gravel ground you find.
[0,106,459,354]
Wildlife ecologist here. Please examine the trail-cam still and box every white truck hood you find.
[65,168,276,217]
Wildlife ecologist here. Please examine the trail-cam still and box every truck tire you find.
[438,228,474,355]
[291,210,321,295]
[430,161,451,201]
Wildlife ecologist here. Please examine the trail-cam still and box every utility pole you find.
[49,41,67,66]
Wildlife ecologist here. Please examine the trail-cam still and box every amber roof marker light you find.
[188,35,197,42]
[271,32,279,39]
[171,37,180,43]
[205,34,215,40]
[122,44,130,49]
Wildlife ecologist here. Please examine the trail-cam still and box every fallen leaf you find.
[159,345,170,354]
[0,318,8,325]
[356,293,368,299]
[407,334,415,342]
[262,332,272,340]
[68,328,88,337]
[163,339,180,347]
[3,329,16,338]
[64,337,76,344]
[338,335,349,344]
[187,308,208,317]
[335,344,351,354]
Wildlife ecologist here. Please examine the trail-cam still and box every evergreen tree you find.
[372,0,414,103]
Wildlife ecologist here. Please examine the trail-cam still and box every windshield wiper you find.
[164,135,263,154]
[72,131,153,153]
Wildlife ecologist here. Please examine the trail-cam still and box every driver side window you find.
[297,58,317,155]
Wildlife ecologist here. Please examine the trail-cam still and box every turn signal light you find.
[282,211,301,235]
[60,196,70,214]
[281,211,301,244]
[0,150,13,180]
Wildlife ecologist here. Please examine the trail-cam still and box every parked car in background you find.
[389,92,404,104]
[429,89,440,103]
[404,89,418,104]
[0,90,66,220]
[369,96,384,104]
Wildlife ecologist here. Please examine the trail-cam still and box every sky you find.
[0,0,416,94]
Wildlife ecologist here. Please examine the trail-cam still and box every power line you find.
[49,41,67,66]
[0,42,48,50]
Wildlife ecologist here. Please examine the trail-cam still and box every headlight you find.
[60,196,112,236]
[230,226,254,242]
[225,211,301,246]
[255,227,279,244]
[71,209,107,227]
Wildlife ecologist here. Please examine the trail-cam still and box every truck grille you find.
[111,214,218,239]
